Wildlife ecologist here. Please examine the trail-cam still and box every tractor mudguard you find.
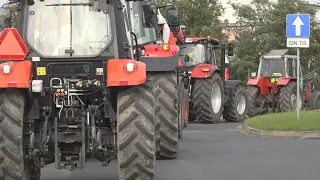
[225,80,244,104]
[277,77,293,85]
[139,43,180,71]
[191,64,220,78]
[0,61,32,88]
[107,59,146,86]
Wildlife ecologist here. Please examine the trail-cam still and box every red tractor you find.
[246,49,320,117]
[0,0,180,179]
[179,37,249,123]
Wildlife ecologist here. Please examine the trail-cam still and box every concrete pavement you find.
[41,122,320,180]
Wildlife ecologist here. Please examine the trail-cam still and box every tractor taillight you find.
[56,93,61,97]
[126,63,135,72]
[2,64,11,74]
[201,68,210,72]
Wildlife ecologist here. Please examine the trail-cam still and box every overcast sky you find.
[219,0,320,23]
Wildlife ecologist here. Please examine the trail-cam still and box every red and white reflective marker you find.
[0,28,28,61]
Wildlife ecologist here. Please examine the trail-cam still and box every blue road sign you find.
[286,14,310,38]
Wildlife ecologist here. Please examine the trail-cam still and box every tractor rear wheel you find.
[246,86,266,117]
[306,91,320,110]
[223,86,248,122]
[279,81,303,112]
[183,88,189,127]
[0,89,40,180]
[154,72,178,159]
[117,75,156,180]
[193,73,225,124]
[178,80,184,139]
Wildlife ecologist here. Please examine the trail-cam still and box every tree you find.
[229,0,320,81]
[157,0,225,40]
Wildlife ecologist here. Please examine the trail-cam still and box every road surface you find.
[41,122,320,180]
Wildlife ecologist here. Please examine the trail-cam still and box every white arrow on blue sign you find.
[286,14,310,48]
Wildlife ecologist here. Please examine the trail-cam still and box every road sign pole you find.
[297,48,300,120]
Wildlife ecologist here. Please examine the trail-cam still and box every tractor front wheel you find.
[0,89,40,180]
[193,73,225,124]
[154,72,178,159]
[223,86,248,122]
[279,81,303,112]
[117,75,156,180]
[246,86,267,117]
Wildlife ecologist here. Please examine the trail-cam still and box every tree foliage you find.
[229,0,320,81]
[157,0,225,40]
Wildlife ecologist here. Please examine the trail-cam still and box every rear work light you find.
[2,64,11,74]
[126,63,135,72]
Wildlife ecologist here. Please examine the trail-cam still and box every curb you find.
[243,123,320,139]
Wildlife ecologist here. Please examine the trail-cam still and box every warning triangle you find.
[0,28,28,60]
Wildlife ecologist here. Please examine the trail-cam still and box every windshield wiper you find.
[45,3,93,6]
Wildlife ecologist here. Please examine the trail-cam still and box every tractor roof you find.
[266,49,289,56]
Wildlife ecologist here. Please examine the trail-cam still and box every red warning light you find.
[0,28,28,61]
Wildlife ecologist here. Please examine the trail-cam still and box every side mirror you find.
[142,5,157,28]
[251,72,257,77]
[167,8,179,27]
[227,43,234,56]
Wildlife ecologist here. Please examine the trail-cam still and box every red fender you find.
[0,61,32,88]
[141,43,179,58]
[191,64,219,78]
[276,77,292,85]
[107,59,146,86]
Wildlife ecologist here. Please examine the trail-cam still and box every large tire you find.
[306,91,320,110]
[117,75,156,180]
[154,72,178,159]
[279,81,303,112]
[178,80,184,139]
[246,86,267,117]
[0,89,39,180]
[183,88,189,127]
[223,86,248,122]
[193,73,225,124]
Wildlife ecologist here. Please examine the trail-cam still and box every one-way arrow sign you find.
[286,14,310,48]
[292,16,304,36]
[286,14,310,38]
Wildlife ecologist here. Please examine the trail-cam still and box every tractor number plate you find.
[37,67,46,76]
[96,68,103,75]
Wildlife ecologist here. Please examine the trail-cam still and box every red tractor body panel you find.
[0,61,32,88]
[141,43,179,58]
[191,64,219,78]
[107,59,146,87]
[247,77,295,95]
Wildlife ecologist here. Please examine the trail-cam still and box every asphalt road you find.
[41,122,320,180]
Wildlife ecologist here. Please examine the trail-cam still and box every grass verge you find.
[245,110,320,131]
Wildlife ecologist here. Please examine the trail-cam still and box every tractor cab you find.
[179,37,219,69]
[253,49,298,80]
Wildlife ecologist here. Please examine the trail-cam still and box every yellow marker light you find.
[162,44,170,51]
[56,89,61,93]
[201,67,210,72]
[60,89,65,93]
[207,36,211,39]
